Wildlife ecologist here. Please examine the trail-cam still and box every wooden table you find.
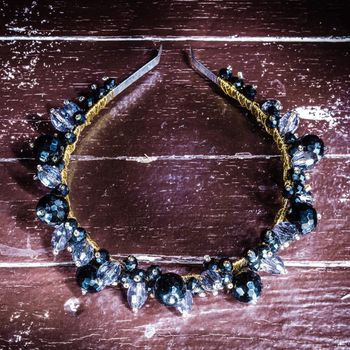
[0,1,349,349]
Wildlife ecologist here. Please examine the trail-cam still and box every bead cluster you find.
[32,65,324,315]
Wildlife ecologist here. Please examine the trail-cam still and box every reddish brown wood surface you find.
[0,1,349,349]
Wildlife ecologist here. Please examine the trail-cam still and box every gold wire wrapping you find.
[61,89,116,251]
[217,77,291,224]
[60,76,292,275]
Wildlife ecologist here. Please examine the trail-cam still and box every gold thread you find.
[217,78,291,224]
[61,77,291,277]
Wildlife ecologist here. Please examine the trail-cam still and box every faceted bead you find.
[34,135,64,165]
[104,78,117,91]
[292,150,318,170]
[284,132,297,145]
[288,168,306,184]
[271,222,298,244]
[261,230,281,253]
[64,132,77,145]
[186,277,205,295]
[218,67,232,80]
[176,290,193,316]
[96,261,121,287]
[200,269,223,293]
[300,135,325,160]
[127,281,148,312]
[95,87,106,99]
[293,190,313,205]
[63,100,81,115]
[37,164,62,189]
[123,255,138,271]
[231,269,262,303]
[78,95,95,111]
[259,254,286,274]
[76,263,100,293]
[51,218,77,253]
[154,273,186,306]
[36,194,69,226]
[221,272,233,286]
[130,269,146,283]
[261,99,282,114]
[278,110,300,136]
[146,265,162,281]
[287,203,317,235]
[53,183,69,197]
[71,240,94,267]
[242,85,257,100]
[282,184,294,199]
[95,248,110,264]
[246,243,271,271]
[50,108,74,132]
[70,227,87,244]
[267,115,279,128]
[229,76,244,89]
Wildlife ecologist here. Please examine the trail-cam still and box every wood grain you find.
[0,0,349,349]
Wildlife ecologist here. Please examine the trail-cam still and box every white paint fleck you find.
[64,297,81,315]
[295,106,337,128]
[144,324,156,338]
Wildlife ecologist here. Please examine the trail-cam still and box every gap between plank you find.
[0,153,347,163]
[0,35,349,42]
[0,258,349,268]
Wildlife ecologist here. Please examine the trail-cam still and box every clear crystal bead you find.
[259,255,286,274]
[292,150,318,170]
[51,222,75,252]
[176,290,193,316]
[127,281,148,312]
[71,241,94,266]
[278,110,300,135]
[50,107,75,132]
[272,222,298,244]
[37,164,62,188]
[200,270,223,293]
[96,261,121,288]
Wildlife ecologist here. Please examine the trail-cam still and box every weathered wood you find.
[0,0,349,37]
[0,0,349,348]
[0,266,349,349]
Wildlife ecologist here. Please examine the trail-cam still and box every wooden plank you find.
[0,157,348,263]
[0,266,349,349]
[0,41,349,157]
[0,0,349,37]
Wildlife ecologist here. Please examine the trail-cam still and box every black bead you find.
[34,135,64,165]
[36,194,69,226]
[287,203,317,234]
[242,85,257,100]
[53,183,70,197]
[95,248,110,264]
[267,115,279,128]
[218,258,233,273]
[119,270,131,285]
[231,269,262,303]
[229,76,244,89]
[146,265,162,281]
[246,243,271,271]
[95,87,107,99]
[104,78,117,91]
[130,268,146,283]
[70,227,87,243]
[64,132,76,145]
[218,67,232,80]
[123,255,138,271]
[78,95,95,111]
[154,273,186,306]
[222,272,233,286]
[261,230,281,253]
[288,168,306,184]
[76,263,100,293]
[73,112,86,125]
[282,184,294,199]
[284,132,297,145]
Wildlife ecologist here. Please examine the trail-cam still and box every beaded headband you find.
[32,46,324,315]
